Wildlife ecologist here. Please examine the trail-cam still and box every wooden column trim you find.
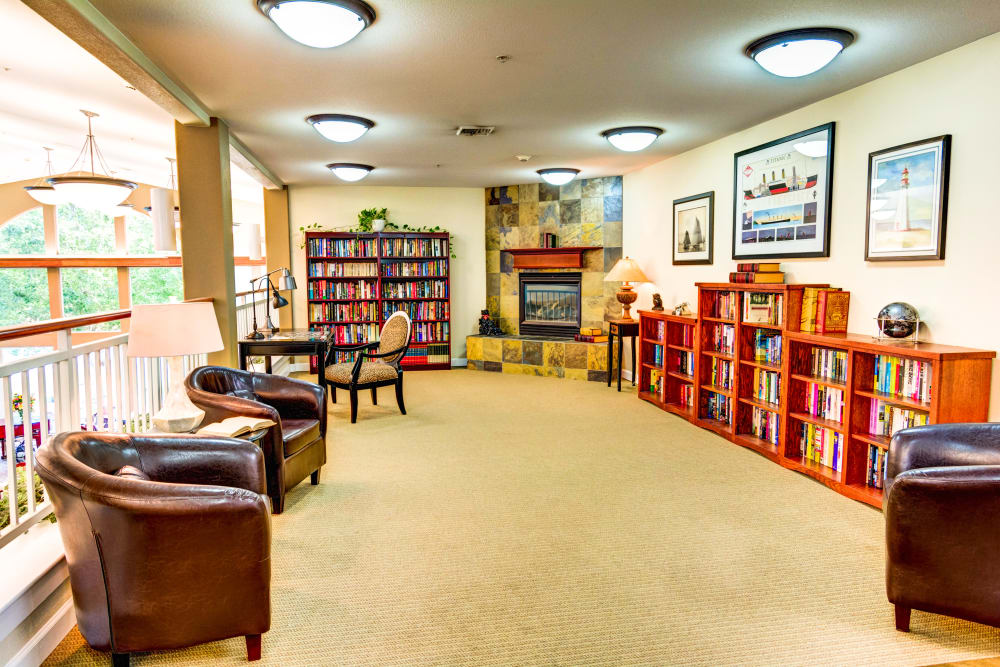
[263,186,292,329]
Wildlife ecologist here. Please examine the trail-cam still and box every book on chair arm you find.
[197,416,276,437]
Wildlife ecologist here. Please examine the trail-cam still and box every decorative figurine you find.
[479,309,503,336]
[672,302,692,316]
[651,293,665,312]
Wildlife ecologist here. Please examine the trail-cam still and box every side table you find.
[238,329,332,396]
[607,319,639,392]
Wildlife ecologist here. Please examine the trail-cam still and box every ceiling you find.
[0,0,262,202]
[43,1,1000,187]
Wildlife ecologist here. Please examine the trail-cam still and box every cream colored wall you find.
[624,32,1000,419]
[288,185,486,361]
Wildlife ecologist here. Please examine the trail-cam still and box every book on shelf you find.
[704,392,731,423]
[649,369,664,398]
[750,406,780,445]
[729,271,785,284]
[197,416,276,437]
[869,399,928,437]
[743,292,783,325]
[874,354,932,402]
[867,445,888,489]
[677,323,693,347]
[381,237,448,257]
[805,383,844,422]
[710,357,733,390]
[655,321,665,340]
[307,237,375,258]
[542,233,559,248]
[799,423,842,471]
[811,348,847,383]
[710,323,735,355]
[308,262,378,278]
[736,263,781,273]
[713,292,738,320]
[575,334,608,342]
[677,384,695,407]
[752,368,780,404]
[675,350,695,376]
[753,330,782,365]
[800,287,848,333]
[650,344,664,366]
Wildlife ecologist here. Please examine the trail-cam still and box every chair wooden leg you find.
[246,634,262,661]
[350,388,359,423]
[330,387,336,403]
[112,653,130,667]
[311,468,321,485]
[395,376,406,415]
[371,387,377,405]
[894,605,911,632]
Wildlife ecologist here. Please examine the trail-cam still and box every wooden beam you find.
[0,256,265,268]
[230,135,284,190]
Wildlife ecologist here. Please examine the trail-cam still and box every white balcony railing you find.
[0,302,210,549]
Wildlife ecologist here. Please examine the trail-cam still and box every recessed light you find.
[601,126,664,152]
[258,0,375,49]
[746,28,854,78]
[536,168,580,186]
[307,114,374,143]
[327,162,374,182]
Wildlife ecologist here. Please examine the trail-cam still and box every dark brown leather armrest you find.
[252,373,326,429]
[185,386,280,427]
[887,424,1000,490]
[131,436,266,495]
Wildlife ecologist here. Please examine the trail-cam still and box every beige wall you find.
[623,32,1000,417]
[288,185,486,361]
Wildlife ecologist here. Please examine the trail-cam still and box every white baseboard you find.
[289,362,311,373]
[451,358,467,367]
[9,598,74,667]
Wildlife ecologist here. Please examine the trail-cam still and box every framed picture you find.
[732,122,835,259]
[865,135,951,261]
[673,191,714,265]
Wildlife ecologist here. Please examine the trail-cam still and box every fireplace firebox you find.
[518,272,582,338]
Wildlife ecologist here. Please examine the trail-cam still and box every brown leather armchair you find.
[185,366,326,514]
[36,432,271,666]
[885,423,1000,632]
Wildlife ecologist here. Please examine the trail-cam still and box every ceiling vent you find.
[456,126,495,137]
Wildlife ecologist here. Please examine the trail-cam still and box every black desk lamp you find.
[247,267,296,339]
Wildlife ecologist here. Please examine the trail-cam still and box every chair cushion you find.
[282,418,321,457]
[113,465,150,481]
[325,361,398,385]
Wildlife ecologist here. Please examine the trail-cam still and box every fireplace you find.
[518,272,582,338]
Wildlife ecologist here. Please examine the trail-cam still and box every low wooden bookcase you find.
[638,283,995,508]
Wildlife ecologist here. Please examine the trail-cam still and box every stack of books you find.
[574,327,607,343]
[874,354,932,402]
[729,263,784,284]
[800,287,850,334]
[541,233,559,248]
[867,445,888,489]
[753,330,782,365]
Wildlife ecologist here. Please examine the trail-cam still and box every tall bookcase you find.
[638,283,995,508]
[305,231,452,370]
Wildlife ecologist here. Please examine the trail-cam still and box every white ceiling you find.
[0,0,263,202]
[26,0,1000,188]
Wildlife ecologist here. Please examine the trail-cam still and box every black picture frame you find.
[864,135,951,261]
[732,122,835,260]
[672,191,714,265]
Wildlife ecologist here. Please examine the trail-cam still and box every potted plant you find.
[358,207,388,232]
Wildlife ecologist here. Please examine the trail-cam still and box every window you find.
[130,267,183,304]
[61,267,119,330]
[0,268,49,326]
[126,210,155,255]
[57,204,114,254]
[0,208,45,254]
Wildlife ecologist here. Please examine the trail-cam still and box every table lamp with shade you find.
[604,257,650,321]
[247,267,296,339]
[127,302,224,432]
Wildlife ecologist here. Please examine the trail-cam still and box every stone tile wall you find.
[466,334,614,382]
[484,177,623,335]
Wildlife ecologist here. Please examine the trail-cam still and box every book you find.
[579,327,602,335]
[542,233,559,248]
[800,287,840,333]
[197,416,276,437]
[574,334,608,343]
[736,263,781,272]
[728,272,785,284]
[743,292,783,325]
[816,290,850,334]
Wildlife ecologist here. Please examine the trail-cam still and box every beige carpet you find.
[45,370,1000,666]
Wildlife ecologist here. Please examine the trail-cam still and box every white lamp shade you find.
[604,257,649,284]
[264,0,370,48]
[48,176,136,209]
[151,187,177,252]
[127,303,224,358]
[24,186,63,206]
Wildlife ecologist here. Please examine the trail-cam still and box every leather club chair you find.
[36,432,271,666]
[885,423,1000,632]
[185,366,326,514]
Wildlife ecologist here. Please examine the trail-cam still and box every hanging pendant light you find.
[24,147,64,206]
[48,110,136,208]
[327,162,374,181]
[536,168,580,186]
[151,158,179,252]
[258,0,375,49]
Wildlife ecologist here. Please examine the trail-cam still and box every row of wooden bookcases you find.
[637,283,995,508]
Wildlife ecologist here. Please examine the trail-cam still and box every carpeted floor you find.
[45,370,1000,666]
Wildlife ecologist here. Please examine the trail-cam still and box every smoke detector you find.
[456,126,495,137]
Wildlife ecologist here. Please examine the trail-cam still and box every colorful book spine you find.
[381,260,449,277]
[380,237,449,257]
[382,301,449,321]
[307,237,375,258]
[873,355,932,403]
[411,322,449,343]
[426,343,451,364]
[811,348,847,383]
[651,345,664,366]
[869,399,929,437]
[704,392,731,423]
[710,357,733,390]
[799,423,843,471]
[381,280,448,298]
[753,330,782,365]
[736,263,781,272]
[678,384,695,407]
[314,323,380,344]
[711,324,736,355]
[714,292,737,320]
[742,292,784,326]
[649,369,664,398]
[867,445,888,489]
[804,383,844,423]
[751,406,780,445]
[307,279,378,300]
[309,301,379,323]
[307,261,378,278]
[680,324,694,348]
[752,368,781,405]
[675,350,695,376]
[656,321,666,341]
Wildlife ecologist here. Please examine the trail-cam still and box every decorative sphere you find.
[877,302,919,338]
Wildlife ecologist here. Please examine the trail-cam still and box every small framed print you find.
[673,191,714,265]
[865,135,951,261]
[733,122,835,259]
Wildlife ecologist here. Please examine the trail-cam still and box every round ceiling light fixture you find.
[745,28,854,78]
[307,114,375,143]
[257,0,375,49]
[601,126,664,152]
[536,168,580,186]
[327,162,374,182]
[48,110,137,209]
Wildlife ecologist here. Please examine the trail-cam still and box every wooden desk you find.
[607,319,639,392]
[238,329,332,394]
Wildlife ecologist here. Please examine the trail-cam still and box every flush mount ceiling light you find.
[307,114,374,143]
[24,147,63,206]
[536,168,580,186]
[746,28,854,78]
[258,0,375,48]
[601,126,664,152]
[327,162,374,182]
[48,110,137,209]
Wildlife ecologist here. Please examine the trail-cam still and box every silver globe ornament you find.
[877,302,920,339]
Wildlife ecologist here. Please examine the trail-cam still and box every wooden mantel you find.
[504,247,601,269]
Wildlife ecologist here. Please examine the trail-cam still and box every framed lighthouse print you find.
[864,135,951,261]
[673,191,714,265]
[732,122,835,260]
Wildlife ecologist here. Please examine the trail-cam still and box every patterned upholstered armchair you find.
[324,311,412,423]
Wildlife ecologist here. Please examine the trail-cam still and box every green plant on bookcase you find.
[297,219,458,258]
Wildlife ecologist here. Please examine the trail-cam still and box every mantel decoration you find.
[864,135,951,261]
[478,309,502,336]
[733,122,834,260]
[673,191,714,265]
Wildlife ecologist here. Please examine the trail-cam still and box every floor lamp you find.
[247,268,297,339]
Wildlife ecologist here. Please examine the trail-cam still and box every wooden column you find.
[263,186,292,329]
[174,117,238,367]
[42,205,62,319]
[114,215,130,330]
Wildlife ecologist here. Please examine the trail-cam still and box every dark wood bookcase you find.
[638,283,995,508]
[305,231,451,371]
